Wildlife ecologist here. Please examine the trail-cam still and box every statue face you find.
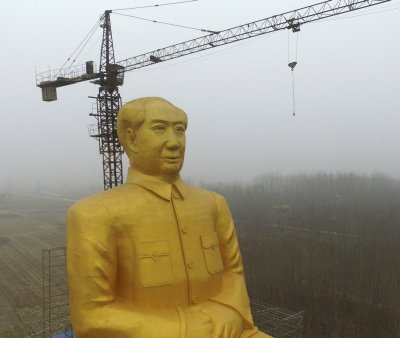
[128,101,186,180]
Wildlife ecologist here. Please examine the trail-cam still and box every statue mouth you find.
[162,157,181,163]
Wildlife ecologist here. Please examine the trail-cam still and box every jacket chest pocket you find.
[201,232,224,274]
[137,240,174,287]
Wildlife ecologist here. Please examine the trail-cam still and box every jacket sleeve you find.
[209,193,255,329]
[67,198,182,338]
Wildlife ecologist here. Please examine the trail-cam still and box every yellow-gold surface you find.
[67,97,271,338]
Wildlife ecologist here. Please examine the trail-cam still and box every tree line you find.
[206,172,400,338]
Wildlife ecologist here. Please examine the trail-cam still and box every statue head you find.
[117,97,188,181]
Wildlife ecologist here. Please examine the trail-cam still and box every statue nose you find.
[166,140,179,150]
[166,130,180,149]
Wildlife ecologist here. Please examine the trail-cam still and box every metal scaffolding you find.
[89,10,124,190]
[252,299,304,338]
[33,248,304,338]
[41,248,73,338]
[89,86,123,190]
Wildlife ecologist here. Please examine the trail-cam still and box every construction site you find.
[0,193,305,338]
[1,0,399,337]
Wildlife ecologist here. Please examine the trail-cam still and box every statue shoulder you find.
[68,193,108,220]
[185,185,233,222]
[186,184,228,205]
[68,185,127,219]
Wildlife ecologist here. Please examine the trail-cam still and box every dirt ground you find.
[0,193,75,337]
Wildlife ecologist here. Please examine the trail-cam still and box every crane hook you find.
[288,61,297,71]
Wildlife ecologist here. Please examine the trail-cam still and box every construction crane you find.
[36,0,390,190]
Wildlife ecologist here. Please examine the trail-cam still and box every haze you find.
[1,0,399,193]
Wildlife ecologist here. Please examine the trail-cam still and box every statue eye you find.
[175,126,185,135]
[152,125,166,133]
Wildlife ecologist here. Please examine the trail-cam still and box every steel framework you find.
[36,0,391,83]
[37,248,303,338]
[116,0,390,72]
[36,0,390,189]
[252,299,305,338]
[90,87,123,190]
[42,248,72,338]
[90,11,124,190]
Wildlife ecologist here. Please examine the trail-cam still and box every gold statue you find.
[67,97,271,338]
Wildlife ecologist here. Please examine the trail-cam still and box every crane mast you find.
[36,0,390,190]
[91,11,124,190]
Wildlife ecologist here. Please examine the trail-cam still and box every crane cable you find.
[57,1,201,75]
[112,12,218,33]
[134,32,268,73]
[321,4,400,21]
[111,0,199,12]
[66,23,100,70]
[128,0,394,76]
[287,30,299,117]
[81,35,103,64]
[57,18,101,76]
[291,66,296,117]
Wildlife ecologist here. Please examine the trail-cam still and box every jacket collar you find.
[126,168,188,201]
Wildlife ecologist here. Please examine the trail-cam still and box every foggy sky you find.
[1,0,399,192]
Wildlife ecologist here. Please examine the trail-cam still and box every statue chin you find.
[133,160,184,179]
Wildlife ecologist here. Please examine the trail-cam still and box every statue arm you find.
[208,193,255,329]
[66,200,182,338]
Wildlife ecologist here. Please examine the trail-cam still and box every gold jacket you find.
[67,168,264,338]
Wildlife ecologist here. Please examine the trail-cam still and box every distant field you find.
[0,194,74,338]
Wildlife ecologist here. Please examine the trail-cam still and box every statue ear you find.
[126,128,138,154]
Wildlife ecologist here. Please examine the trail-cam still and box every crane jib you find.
[36,0,391,88]
[117,0,391,72]
[35,0,391,190]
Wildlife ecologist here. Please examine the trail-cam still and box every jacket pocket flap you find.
[201,232,223,274]
[137,240,170,259]
[201,232,220,249]
[137,240,174,286]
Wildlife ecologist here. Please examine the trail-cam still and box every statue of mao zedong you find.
[67,97,271,338]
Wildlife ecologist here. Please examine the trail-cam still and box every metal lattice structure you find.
[90,11,124,190]
[42,248,72,338]
[39,249,304,338]
[38,249,303,338]
[35,0,390,190]
[116,0,390,72]
[90,87,123,190]
[252,299,305,338]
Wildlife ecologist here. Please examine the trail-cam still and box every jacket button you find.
[181,226,188,233]
[152,251,159,261]
[187,261,194,269]
[191,296,199,304]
